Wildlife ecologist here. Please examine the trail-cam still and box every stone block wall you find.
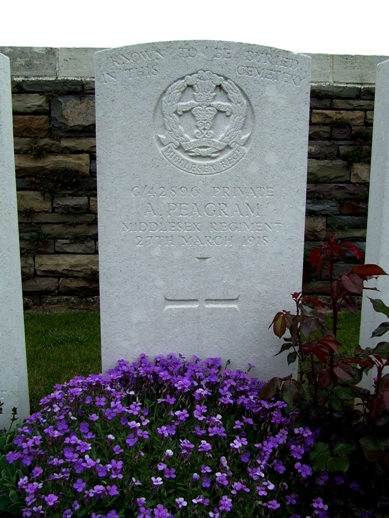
[304,84,373,296]
[1,48,386,310]
[11,78,99,310]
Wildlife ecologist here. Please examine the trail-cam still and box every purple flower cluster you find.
[8,354,330,517]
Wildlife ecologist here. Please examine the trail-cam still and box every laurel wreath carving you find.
[162,79,191,147]
[220,79,247,146]
[161,71,248,157]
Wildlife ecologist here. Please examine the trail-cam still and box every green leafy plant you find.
[20,208,35,217]
[352,129,373,143]
[265,233,389,515]
[341,146,371,164]
[330,118,351,129]
[86,269,99,280]
[60,206,90,215]
[27,167,86,197]
[27,228,51,244]
[69,234,92,242]
[28,139,47,159]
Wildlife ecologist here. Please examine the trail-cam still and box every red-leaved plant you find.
[262,233,389,516]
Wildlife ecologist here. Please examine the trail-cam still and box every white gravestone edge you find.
[359,59,389,388]
[0,53,30,427]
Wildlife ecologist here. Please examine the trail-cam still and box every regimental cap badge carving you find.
[155,70,254,175]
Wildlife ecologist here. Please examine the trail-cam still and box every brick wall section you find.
[3,49,385,310]
[303,84,373,297]
[12,79,99,310]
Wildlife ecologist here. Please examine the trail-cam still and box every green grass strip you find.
[24,311,101,413]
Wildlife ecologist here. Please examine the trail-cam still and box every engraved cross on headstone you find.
[164,256,240,311]
[164,293,240,310]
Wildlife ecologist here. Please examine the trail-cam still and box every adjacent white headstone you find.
[0,53,29,427]
[95,41,311,380]
[360,59,389,378]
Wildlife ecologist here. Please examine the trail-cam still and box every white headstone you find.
[0,53,29,427]
[360,59,389,378]
[95,41,311,380]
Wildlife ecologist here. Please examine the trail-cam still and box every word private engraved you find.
[155,70,254,175]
